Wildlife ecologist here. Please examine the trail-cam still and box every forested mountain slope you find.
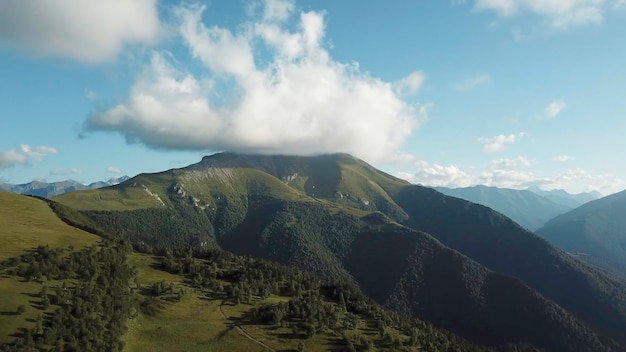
[0,191,506,352]
[537,189,626,280]
[434,185,572,230]
[51,153,626,350]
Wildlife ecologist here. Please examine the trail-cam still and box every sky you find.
[0,0,625,195]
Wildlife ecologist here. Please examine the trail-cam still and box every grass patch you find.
[0,191,99,260]
[122,252,419,352]
[53,186,165,211]
[124,253,276,352]
[0,278,54,344]
[0,192,100,343]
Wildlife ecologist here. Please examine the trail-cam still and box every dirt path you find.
[218,301,276,352]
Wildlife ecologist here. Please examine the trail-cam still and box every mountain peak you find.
[199,151,359,163]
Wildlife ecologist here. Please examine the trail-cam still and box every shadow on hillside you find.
[9,327,28,338]
[199,291,226,301]
[214,325,236,339]
[0,311,19,316]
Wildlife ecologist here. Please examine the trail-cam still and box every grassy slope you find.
[0,191,100,344]
[0,191,99,260]
[53,184,166,211]
[124,253,278,352]
[123,253,413,352]
[53,153,406,214]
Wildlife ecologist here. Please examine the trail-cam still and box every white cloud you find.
[0,144,57,169]
[263,0,295,22]
[478,157,536,188]
[528,168,626,195]
[472,0,623,29]
[398,162,473,187]
[394,71,427,96]
[545,100,567,118]
[84,2,425,163]
[50,168,82,176]
[554,155,575,162]
[399,155,626,195]
[478,133,526,152]
[107,166,122,175]
[0,0,160,63]
[453,73,491,92]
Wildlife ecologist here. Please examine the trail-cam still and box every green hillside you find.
[50,153,626,351]
[122,248,494,352]
[56,153,408,220]
[0,192,500,352]
[0,191,99,260]
[0,192,102,346]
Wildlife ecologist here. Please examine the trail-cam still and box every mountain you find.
[527,186,601,209]
[536,189,626,280]
[53,153,626,351]
[2,175,130,198]
[434,185,573,230]
[0,191,498,352]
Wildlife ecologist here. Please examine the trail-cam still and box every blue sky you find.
[1,0,625,195]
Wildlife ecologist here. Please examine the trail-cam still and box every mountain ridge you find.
[0,175,131,198]
[537,189,626,280]
[434,185,574,230]
[51,152,626,351]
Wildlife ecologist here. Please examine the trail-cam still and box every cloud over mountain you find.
[84,0,426,163]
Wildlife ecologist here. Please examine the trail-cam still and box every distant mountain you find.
[537,189,626,280]
[3,176,130,198]
[527,186,601,209]
[52,152,626,351]
[434,185,573,230]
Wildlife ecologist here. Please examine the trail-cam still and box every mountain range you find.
[537,189,626,280]
[434,185,600,230]
[50,152,626,351]
[0,176,130,198]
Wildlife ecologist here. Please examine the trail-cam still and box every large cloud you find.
[0,145,57,169]
[0,0,160,63]
[84,1,425,163]
[473,0,624,28]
